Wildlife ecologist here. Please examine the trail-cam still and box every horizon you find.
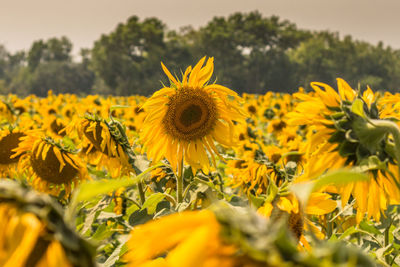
[1,0,400,56]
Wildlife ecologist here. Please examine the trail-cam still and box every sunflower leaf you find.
[73,164,162,203]
[313,170,369,191]
[359,220,381,235]
[291,170,369,205]
[351,98,366,118]
[110,105,130,112]
[141,193,166,215]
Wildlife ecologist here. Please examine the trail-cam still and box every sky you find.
[1,0,400,55]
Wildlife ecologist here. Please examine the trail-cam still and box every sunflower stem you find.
[137,182,146,205]
[177,158,184,204]
[384,221,391,264]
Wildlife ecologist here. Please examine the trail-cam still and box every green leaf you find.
[75,176,139,203]
[291,170,369,205]
[110,105,130,112]
[103,235,130,267]
[359,220,381,235]
[338,226,358,240]
[351,98,366,118]
[141,193,166,215]
[74,164,162,203]
[313,170,369,191]
[91,223,113,240]
[248,193,265,208]
[129,208,153,227]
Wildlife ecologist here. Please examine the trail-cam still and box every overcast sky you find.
[1,0,399,55]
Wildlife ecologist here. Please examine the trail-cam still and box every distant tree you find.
[189,11,311,94]
[2,12,400,96]
[289,32,400,92]
[91,16,168,95]
[28,37,72,71]
[28,61,94,96]
[10,37,94,96]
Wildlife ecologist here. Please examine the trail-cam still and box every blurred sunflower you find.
[0,180,95,267]
[64,114,132,178]
[12,131,88,197]
[257,192,336,249]
[0,99,15,123]
[0,127,26,178]
[287,78,400,222]
[141,56,246,173]
[0,203,72,267]
[227,157,336,248]
[124,210,233,267]
[44,115,67,138]
[124,209,286,267]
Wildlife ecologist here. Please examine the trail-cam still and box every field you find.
[2,58,400,267]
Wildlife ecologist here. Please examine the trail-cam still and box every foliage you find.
[1,12,400,95]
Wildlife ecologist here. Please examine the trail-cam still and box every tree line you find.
[1,11,399,97]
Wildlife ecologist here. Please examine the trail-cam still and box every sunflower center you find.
[0,132,25,164]
[248,105,257,114]
[179,104,203,127]
[31,144,78,185]
[50,119,66,136]
[163,88,217,141]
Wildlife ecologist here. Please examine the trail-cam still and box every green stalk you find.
[384,221,392,265]
[176,158,184,204]
[137,182,146,205]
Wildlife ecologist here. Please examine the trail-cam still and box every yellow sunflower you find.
[287,78,400,222]
[0,180,95,267]
[12,131,88,197]
[124,210,234,267]
[0,203,72,267]
[257,192,336,249]
[227,157,336,248]
[124,209,290,267]
[0,127,26,178]
[141,56,246,173]
[0,99,15,123]
[64,115,132,178]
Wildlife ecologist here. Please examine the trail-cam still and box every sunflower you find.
[0,127,26,178]
[0,180,95,267]
[124,210,235,267]
[124,208,294,267]
[64,114,132,178]
[0,99,15,123]
[141,56,246,173]
[257,192,336,249]
[287,78,400,222]
[12,131,88,197]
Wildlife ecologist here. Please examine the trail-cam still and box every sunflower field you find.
[2,57,400,267]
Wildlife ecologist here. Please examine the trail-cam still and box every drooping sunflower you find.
[227,157,336,248]
[0,127,26,178]
[287,78,400,222]
[123,204,372,267]
[64,114,133,178]
[0,99,16,123]
[141,57,246,173]
[0,180,95,267]
[12,131,88,197]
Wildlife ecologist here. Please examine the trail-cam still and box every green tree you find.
[289,32,400,92]
[27,37,72,71]
[189,11,310,94]
[91,16,168,95]
[10,37,94,96]
[28,61,94,96]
